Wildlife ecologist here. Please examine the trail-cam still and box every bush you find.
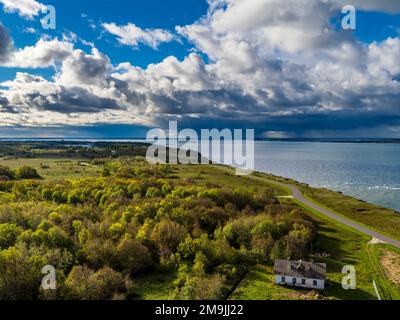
[66,265,126,300]
[101,167,111,177]
[175,274,226,300]
[90,266,126,299]
[41,188,53,201]
[0,223,23,249]
[68,191,81,205]
[109,223,124,240]
[0,245,43,299]
[151,219,187,261]
[48,212,62,225]
[15,166,41,179]
[116,238,152,274]
[145,187,162,198]
[0,166,15,180]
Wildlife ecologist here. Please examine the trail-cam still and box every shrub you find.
[0,223,23,249]
[101,167,111,177]
[0,166,15,180]
[116,238,152,274]
[15,166,41,179]
[66,265,126,300]
[145,187,162,198]
[48,212,62,225]
[175,274,226,300]
[41,188,53,201]
[151,219,187,260]
[0,245,43,299]
[109,223,124,240]
[67,191,81,205]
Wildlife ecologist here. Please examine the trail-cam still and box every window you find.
[313,280,318,286]
[281,277,286,283]
[292,278,297,285]
[301,279,306,285]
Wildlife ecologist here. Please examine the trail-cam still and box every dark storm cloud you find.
[25,86,123,113]
[0,95,17,113]
[0,23,12,62]
[146,89,263,116]
[151,107,400,139]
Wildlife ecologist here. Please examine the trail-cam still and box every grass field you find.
[133,271,177,300]
[0,157,101,180]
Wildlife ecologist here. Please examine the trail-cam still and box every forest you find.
[0,153,315,300]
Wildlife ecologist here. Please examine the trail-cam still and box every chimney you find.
[297,260,303,270]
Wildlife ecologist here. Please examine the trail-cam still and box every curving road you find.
[276,181,400,249]
[219,166,400,249]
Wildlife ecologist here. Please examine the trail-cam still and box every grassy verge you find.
[366,245,400,300]
[0,158,101,180]
[132,271,177,300]
[247,168,400,242]
[299,186,400,241]
[300,193,400,241]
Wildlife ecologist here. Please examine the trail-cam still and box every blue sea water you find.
[254,141,400,212]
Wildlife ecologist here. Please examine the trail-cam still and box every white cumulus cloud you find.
[102,22,175,49]
[0,0,46,18]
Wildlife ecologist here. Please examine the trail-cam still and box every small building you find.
[274,259,326,290]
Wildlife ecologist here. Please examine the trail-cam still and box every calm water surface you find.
[254,141,400,212]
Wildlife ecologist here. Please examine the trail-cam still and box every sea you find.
[253,140,400,212]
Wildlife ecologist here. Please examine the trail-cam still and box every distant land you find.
[0,138,400,144]
[258,138,400,143]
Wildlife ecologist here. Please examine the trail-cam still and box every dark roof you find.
[274,260,326,280]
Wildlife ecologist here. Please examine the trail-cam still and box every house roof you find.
[274,259,326,280]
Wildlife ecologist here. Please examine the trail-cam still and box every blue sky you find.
[0,0,400,138]
[0,0,208,81]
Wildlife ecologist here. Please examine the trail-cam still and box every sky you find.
[0,0,399,138]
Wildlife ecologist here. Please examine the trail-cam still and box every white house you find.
[274,259,326,290]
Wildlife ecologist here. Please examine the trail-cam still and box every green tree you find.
[151,219,187,261]
[0,223,23,249]
[65,265,125,300]
[0,245,43,299]
[116,238,152,274]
